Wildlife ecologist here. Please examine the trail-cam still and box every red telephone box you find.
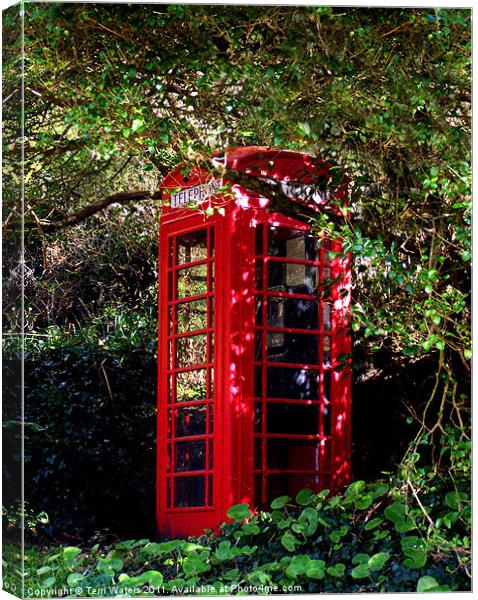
[157,147,351,538]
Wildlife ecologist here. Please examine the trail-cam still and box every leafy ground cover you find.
[8,453,470,596]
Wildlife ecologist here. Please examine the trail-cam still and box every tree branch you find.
[33,190,162,231]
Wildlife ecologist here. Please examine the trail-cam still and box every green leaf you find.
[296,488,314,505]
[417,575,442,592]
[270,495,291,510]
[36,566,51,575]
[345,480,366,497]
[63,546,82,561]
[40,576,56,588]
[364,517,383,531]
[148,571,164,587]
[281,531,300,552]
[351,563,370,579]
[182,558,210,576]
[292,507,318,537]
[131,118,143,132]
[401,537,427,569]
[305,559,326,580]
[227,503,250,522]
[368,552,389,571]
[445,490,462,510]
[354,494,373,509]
[383,502,406,523]
[351,553,369,565]
[327,563,345,578]
[285,555,310,578]
[67,573,84,586]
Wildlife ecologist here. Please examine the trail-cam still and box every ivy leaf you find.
[226,503,250,522]
[364,517,383,531]
[40,577,56,588]
[351,563,370,579]
[416,575,442,592]
[67,573,84,586]
[305,559,326,580]
[296,488,315,505]
[270,495,292,510]
[63,546,82,561]
[368,552,389,571]
[281,531,301,552]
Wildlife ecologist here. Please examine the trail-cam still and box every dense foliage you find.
[3,306,157,537]
[7,473,471,596]
[2,4,471,595]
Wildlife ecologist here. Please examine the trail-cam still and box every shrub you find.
[3,306,158,538]
[25,465,470,596]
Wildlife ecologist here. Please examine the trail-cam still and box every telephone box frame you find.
[157,147,351,538]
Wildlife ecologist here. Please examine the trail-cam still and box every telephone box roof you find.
[160,146,343,217]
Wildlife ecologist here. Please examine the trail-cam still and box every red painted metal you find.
[157,147,351,538]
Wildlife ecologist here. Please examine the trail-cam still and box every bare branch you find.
[33,190,162,231]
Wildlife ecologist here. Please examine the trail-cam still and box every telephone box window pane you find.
[209,368,214,397]
[208,403,214,433]
[323,303,332,331]
[267,263,318,295]
[174,405,207,437]
[254,438,262,470]
[208,263,215,292]
[255,225,264,255]
[176,299,208,334]
[267,439,320,471]
[322,267,332,298]
[176,369,207,403]
[254,366,262,397]
[208,440,214,469]
[254,475,262,507]
[266,332,318,364]
[177,230,208,265]
[267,475,320,504]
[254,403,262,432]
[255,297,263,325]
[167,478,172,507]
[166,444,171,473]
[174,476,205,508]
[168,272,174,301]
[175,440,206,472]
[266,404,320,435]
[255,332,262,362]
[177,264,208,298]
[208,475,213,507]
[167,410,172,437]
[323,336,331,366]
[320,440,332,471]
[268,227,318,261]
[323,404,331,436]
[169,238,175,268]
[209,228,215,256]
[208,297,214,327]
[324,371,331,403]
[255,261,263,290]
[322,238,332,263]
[268,297,318,329]
[267,367,319,400]
[176,333,208,368]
